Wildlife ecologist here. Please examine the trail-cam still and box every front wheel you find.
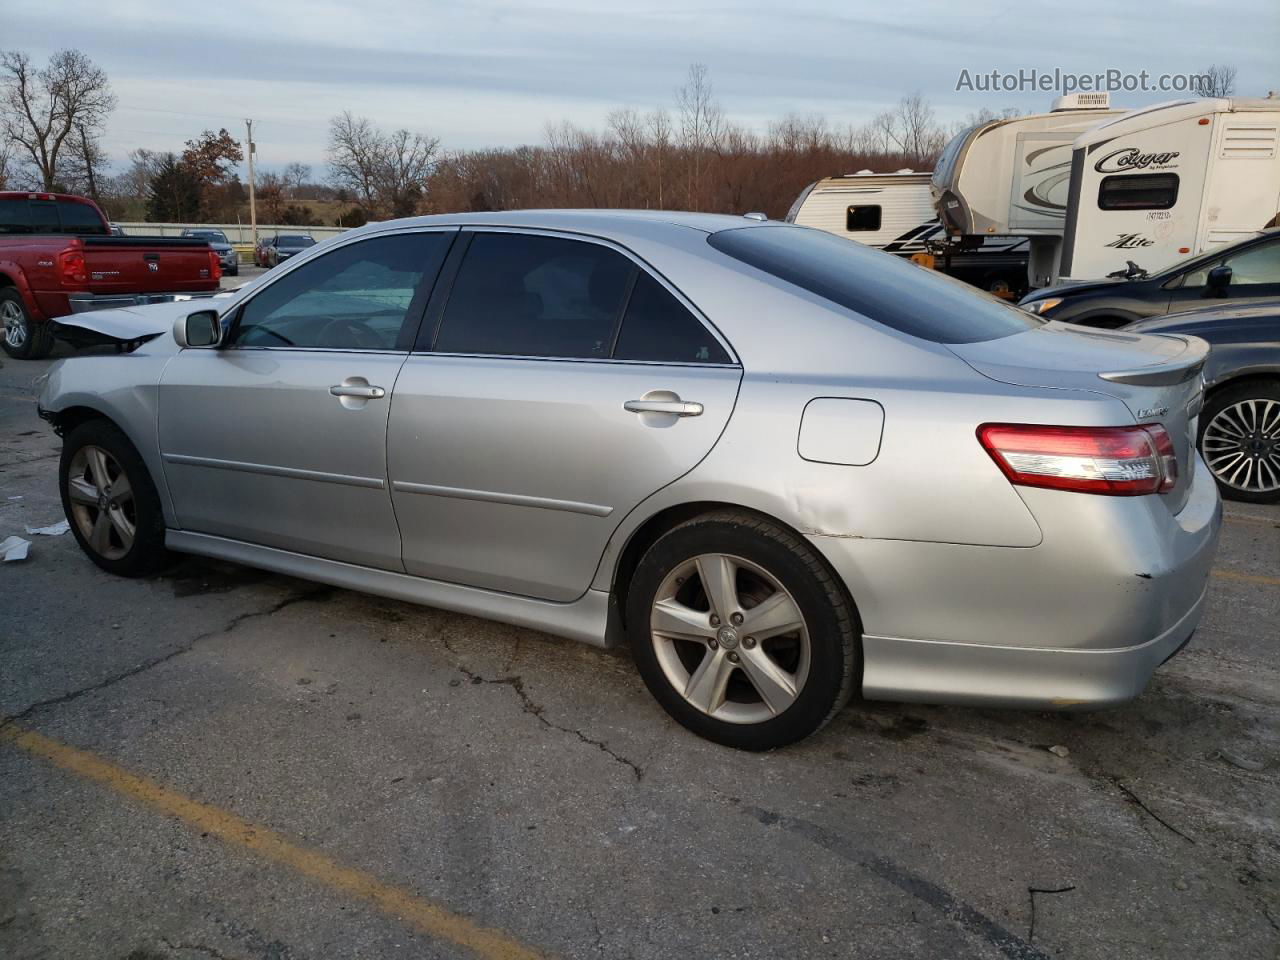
[1198,380,1280,503]
[59,419,171,576]
[627,511,860,750]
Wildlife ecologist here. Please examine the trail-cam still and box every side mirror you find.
[174,309,222,348]
[1207,264,1233,291]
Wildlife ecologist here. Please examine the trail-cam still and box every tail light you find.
[58,250,88,285]
[978,423,1178,496]
[208,249,222,281]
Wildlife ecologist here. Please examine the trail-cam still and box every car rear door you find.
[158,229,456,570]
[387,229,742,602]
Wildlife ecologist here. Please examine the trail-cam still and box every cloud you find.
[3,0,1271,169]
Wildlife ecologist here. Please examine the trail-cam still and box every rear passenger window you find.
[434,233,632,359]
[613,273,730,364]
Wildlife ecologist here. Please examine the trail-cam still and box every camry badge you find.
[1138,405,1169,419]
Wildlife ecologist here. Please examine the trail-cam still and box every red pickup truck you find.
[0,192,222,359]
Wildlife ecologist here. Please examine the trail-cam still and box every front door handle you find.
[624,397,703,417]
[330,383,386,399]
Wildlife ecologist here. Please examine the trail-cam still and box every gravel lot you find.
[1,343,1277,960]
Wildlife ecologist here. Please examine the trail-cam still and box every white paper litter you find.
[1,535,30,562]
[6,495,22,501]
[25,519,70,536]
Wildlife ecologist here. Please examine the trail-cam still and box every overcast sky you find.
[6,0,1276,175]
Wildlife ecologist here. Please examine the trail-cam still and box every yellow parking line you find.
[0,724,551,960]
[1212,569,1280,588]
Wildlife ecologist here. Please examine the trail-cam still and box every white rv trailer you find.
[786,170,1030,294]
[931,93,1125,286]
[787,170,940,251]
[1060,96,1280,281]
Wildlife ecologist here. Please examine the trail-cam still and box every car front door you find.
[158,229,456,570]
[387,229,743,602]
[1165,237,1280,312]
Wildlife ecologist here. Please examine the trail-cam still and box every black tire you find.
[626,510,860,750]
[59,418,171,577]
[1198,379,1280,504]
[0,288,54,360]
[228,264,239,277]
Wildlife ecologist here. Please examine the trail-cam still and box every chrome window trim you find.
[426,224,740,366]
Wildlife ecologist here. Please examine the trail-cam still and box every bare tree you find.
[1196,64,1237,98]
[863,93,946,169]
[327,111,439,217]
[282,161,312,197]
[675,63,724,209]
[0,49,116,190]
[647,108,672,208]
[0,138,14,190]
[65,122,109,199]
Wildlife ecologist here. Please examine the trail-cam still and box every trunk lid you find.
[80,236,219,294]
[949,321,1208,512]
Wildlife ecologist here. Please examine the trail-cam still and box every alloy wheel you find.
[2,299,27,349]
[649,553,810,724]
[1201,398,1280,495]
[66,445,137,560]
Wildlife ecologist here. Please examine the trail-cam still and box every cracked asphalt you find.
[2,349,1278,960]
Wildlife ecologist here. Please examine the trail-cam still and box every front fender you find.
[39,354,178,527]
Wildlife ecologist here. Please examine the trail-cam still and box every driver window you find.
[230,232,451,350]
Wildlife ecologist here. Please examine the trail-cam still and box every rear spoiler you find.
[1098,335,1209,386]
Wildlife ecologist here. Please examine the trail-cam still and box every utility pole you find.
[245,118,257,247]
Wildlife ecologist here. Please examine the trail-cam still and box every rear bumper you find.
[68,290,219,313]
[809,452,1222,710]
[858,585,1205,708]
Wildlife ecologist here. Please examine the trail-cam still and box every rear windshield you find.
[707,225,1042,344]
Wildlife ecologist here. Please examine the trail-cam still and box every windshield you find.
[188,230,228,242]
[278,235,315,246]
[708,224,1044,344]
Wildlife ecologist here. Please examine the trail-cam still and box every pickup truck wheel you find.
[0,289,54,360]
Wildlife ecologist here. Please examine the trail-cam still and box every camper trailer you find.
[787,170,1029,294]
[931,93,1125,286]
[1060,96,1280,281]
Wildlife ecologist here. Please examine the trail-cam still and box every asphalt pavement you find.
[1,345,1277,960]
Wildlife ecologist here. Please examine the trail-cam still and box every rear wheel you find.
[1199,380,1280,503]
[1,288,54,360]
[59,419,171,576]
[627,511,860,750]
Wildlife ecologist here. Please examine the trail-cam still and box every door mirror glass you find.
[176,309,221,348]
[1207,264,1233,289]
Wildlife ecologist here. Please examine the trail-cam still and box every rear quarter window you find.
[707,224,1042,344]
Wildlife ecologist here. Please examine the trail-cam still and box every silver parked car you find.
[38,211,1221,749]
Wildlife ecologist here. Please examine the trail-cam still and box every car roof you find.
[352,209,771,237]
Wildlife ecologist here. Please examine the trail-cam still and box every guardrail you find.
[115,222,351,243]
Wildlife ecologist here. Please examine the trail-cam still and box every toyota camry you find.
[38,211,1221,749]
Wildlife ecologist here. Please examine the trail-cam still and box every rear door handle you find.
[624,398,703,417]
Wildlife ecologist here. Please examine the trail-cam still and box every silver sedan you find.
[38,211,1221,749]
